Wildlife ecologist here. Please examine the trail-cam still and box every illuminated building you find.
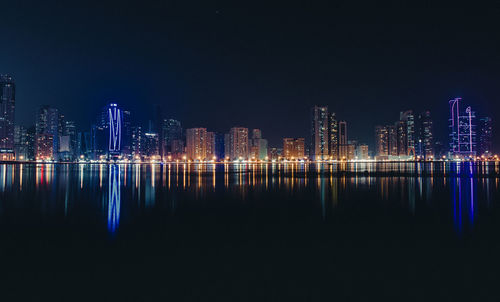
[228,127,249,160]
[329,112,338,159]
[14,126,28,160]
[107,103,122,157]
[206,131,215,159]
[395,120,408,156]
[347,143,356,160]
[186,128,207,160]
[388,125,397,156]
[478,117,492,156]
[121,110,132,157]
[400,110,415,156]
[310,106,329,160]
[36,106,59,160]
[143,132,159,158]
[171,139,185,158]
[375,126,388,156]
[416,110,433,159]
[26,126,36,160]
[36,134,54,160]
[283,138,305,159]
[0,75,15,160]
[250,129,268,160]
[161,118,183,157]
[338,121,348,159]
[58,120,77,161]
[131,126,142,158]
[77,131,92,159]
[449,98,476,158]
[356,144,369,160]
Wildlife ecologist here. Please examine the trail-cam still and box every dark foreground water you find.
[1,162,500,301]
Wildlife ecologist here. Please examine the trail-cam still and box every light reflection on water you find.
[0,162,498,236]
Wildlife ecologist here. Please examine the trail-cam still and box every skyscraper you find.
[36,106,59,160]
[329,112,338,160]
[387,125,397,156]
[310,106,329,160]
[0,75,15,160]
[478,117,492,157]
[250,129,268,160]
[206,131,215,159]
[395,120,408,156]
[186,128,207,160]
[375,126,389,157]
[338,121,348,160]
[400,110,415,156]
[162,119,183,157]
[228,127,249,160]
[14,125,28,160]
[417,110,434,159]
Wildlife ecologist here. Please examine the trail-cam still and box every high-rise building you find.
[338,121,348,160]
[329,112,338,160]
[206,131,216,159]
[36,106,59,160]
[478,117,492,156]
[142,132,159,158]
[375,126,389,157]
[14,125,28,160]
[36,134,54,160]
[283,138,305,160]
[347,143,356,160]
[400,110,415,156]
[310,106,329,160]
[228,127,249,160]
[0,75,15,160]
[356,144,369,160]
[131,126,142,158]
[26,126,36,160]
[250,129,268,160]
[395,120,408,156]
[387,125,397,156]
[121,110,132,157]
[58,120,77,161]
[186,128,207,160]
[417,110,434,159]
[162,119,183,157]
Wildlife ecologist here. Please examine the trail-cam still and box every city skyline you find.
[3,76,496,161]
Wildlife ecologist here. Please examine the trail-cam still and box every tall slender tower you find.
[338,121,348,159]
[329,112,338,160]
[310,106,329,160]
[0,75,15,159]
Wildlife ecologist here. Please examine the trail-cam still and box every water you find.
[1,162,500,300]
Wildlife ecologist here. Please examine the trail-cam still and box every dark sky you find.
[1,0,499,150]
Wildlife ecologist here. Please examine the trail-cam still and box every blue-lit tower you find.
[108,103,122,157]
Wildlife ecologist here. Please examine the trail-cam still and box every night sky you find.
[1,1,499,150]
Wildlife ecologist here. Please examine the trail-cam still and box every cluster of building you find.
[309,106,369,161]
[374,110,434,160]
[0,74,495,162]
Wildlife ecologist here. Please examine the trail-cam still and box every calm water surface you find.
[1,162,500,301]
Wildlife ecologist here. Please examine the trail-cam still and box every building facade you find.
[228,127,249,160]
[0,75,15,159]
[310,106,329,160]
[283,138,305,160]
